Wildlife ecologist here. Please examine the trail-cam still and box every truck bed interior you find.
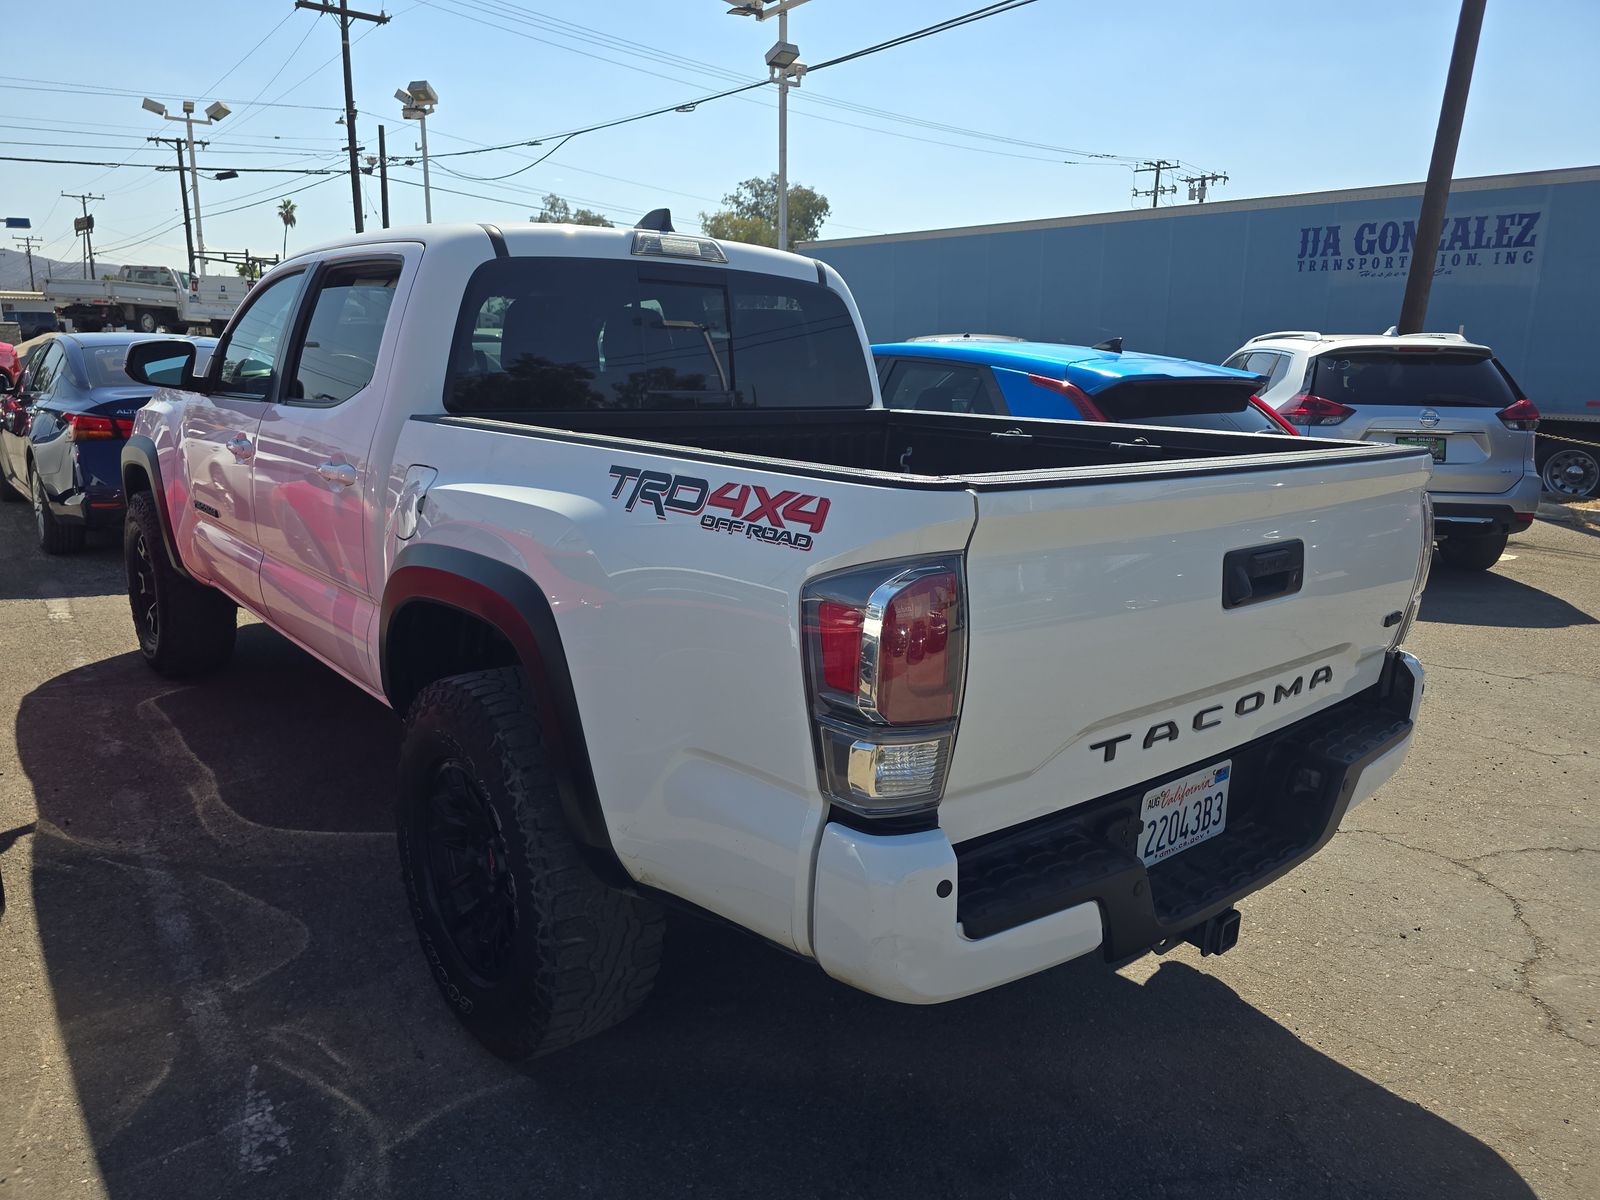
[428,406,1403,484]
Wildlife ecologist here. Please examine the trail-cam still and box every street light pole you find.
[777,7,791,250]
[419,109,432,223]
[397,82,439,223]
[144,97,230,274]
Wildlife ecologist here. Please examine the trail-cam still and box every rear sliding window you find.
[445,257,873,413]
[1310,351,1515,409]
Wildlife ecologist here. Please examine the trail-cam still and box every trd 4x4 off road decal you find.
[607,464,831,551]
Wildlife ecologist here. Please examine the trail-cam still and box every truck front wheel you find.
[397,667,663,1064]
[124,492,238,675]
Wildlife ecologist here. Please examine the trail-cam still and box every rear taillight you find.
[1496,398,1539,431]
[64,413,117,441]
[803,557,967,821]
[1026,373,1107,421]
[1251,394,1299,435]
[1279,394,1355,427]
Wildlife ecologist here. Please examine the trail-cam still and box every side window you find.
[288,261,401,404]
[28,344,66,397]
[1259,353,1291,390]
[1222,352,1252,371]
[214,271,305,399]
[881,359,998,415]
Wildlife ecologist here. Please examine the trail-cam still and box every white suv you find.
[1228,332,1541,571]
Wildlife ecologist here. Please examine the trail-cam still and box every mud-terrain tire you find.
[1437,532,1508,572]
[397,666,663,1063]
[124,491,237,675]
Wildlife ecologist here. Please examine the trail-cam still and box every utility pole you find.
[11,235,42,290]
[1178,171,1229,203]
[1132,161,1178,208]
[296,0,390,234]
[61,193,104,278]
[377,125,391,228]
[142,97,230,273]
[1398,0,1487,335]
[148,136,199,278]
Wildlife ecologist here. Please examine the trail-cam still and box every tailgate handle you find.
[1222,540,1304,610]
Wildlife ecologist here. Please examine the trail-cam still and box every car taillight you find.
[64,413,117,441]
[803,557,967,822]
[1279,394,1355,427]
[1026,373,1107,421]
[1496,398,1539,431]
[1251,394,1299,435]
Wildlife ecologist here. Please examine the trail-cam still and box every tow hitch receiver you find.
[1185,908,1241,956]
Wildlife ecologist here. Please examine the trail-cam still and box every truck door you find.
[250,253,407,685]
[175,267,309,610]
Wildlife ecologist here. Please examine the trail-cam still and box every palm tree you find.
[278,198,297,258]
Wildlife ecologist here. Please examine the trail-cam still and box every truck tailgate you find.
[941,448,1431,844]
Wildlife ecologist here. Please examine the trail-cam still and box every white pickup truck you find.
[118,219,1431,1064]
[45,264,242,335]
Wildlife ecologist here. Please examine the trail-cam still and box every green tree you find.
[533,193,613,227]
[234,260,263,282]
[699,174,830,247]
[278,198,297,258]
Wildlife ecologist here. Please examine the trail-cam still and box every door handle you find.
[317,461,358,488]
[227,434,254,461]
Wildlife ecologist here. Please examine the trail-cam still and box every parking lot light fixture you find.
[143,95,231,275]
[726,0,810,251]
[396,82,437,223]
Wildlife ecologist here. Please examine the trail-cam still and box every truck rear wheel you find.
[397,667,663,1064]
[124,492,238,675]
[135,309,163,334]
[1438,531,1509,572]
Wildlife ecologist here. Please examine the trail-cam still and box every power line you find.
[201,9,298,96]
[4,75,341,112]
[0,155,347,175]
[807,0,1042,72]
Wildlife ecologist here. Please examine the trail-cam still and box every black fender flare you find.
[121,434,191,578]
[379,542,620,872]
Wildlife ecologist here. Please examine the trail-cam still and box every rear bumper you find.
[811,651,1423,1004]
[1431,475,1540,535]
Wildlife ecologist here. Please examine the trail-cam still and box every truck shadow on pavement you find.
[17,628,1536,1200]
[1422,559,1597,629]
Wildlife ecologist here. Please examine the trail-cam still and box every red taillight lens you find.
[64,413,117,440]
[818,601,864,693]
[1279,394,1355,427]
[1026,373,1107,421]
[1496,398,1540,431]
[878,571,960,724]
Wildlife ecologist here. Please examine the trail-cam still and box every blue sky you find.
[4,0,1597,275]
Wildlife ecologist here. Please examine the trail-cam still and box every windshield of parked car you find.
[445,256,874,412]
[1310,351,1516,408]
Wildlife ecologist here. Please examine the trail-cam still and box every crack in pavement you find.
[1343,828,1597,1053]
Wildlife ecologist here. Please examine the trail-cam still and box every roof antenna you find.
[636,208,674,232]
[1093,336,1123,353]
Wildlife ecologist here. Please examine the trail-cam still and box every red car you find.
[0,343,20,390]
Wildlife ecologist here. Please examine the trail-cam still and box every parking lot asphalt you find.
[0,503,1596,1200]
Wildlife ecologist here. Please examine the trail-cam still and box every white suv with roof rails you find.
[1228,331,1541,571]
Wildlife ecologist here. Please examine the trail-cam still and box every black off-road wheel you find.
[398,667,663,1064]
[1437,532,1509,572]
[124,491,238,676]
[33,468,85,555]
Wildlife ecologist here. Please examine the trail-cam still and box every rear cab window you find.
[1310,351,1516,409]
[446,257,873,413]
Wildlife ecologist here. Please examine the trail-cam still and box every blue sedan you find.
[872,335,1297,434]
[0,332,215,554]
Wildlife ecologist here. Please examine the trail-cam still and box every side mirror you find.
[124,339,202,391]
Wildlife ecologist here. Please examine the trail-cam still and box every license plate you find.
[1396,434,1447,462]
[1138,761,1230,867]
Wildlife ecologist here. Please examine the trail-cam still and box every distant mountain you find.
[0,250,126,292]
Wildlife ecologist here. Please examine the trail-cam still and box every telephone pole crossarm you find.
[1132,160,1179,208]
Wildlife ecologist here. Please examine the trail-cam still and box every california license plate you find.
[1396,434,1447,462]
[1138,761,1230,867]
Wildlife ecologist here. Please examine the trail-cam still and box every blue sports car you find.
[0,331,215,554]
[871,335,1297,434]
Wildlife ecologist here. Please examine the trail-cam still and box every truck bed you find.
[419,406,1419,487]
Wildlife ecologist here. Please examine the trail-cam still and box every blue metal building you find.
[806,166,1599,425]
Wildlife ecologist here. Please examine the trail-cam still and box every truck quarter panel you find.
[395,416,978,953]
